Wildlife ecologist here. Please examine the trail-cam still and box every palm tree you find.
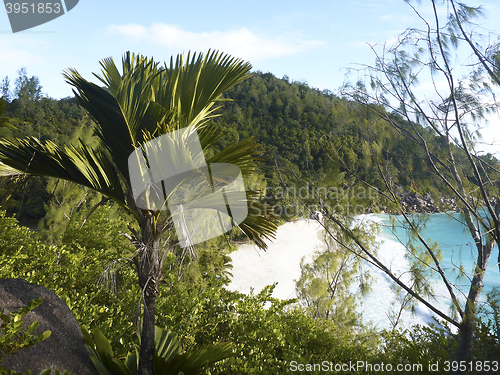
[0,51,277,375]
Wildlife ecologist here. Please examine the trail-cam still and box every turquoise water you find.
[377,212,500,295]
[358,212,500,329]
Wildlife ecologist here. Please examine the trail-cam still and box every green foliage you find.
[14,68,42,105]
[1,77,11,102]
[0,68,93,226]
[379,318,500,373]
[82,325,233,375]
[381,322,455,366]
[0,298,51,362]
[1,68,88,146]
[0,176,51,226]
[0,85,90,226]
[153,283,378,374]
[0,208,139,356]
[295,220,374,331]
[0,97,14,129]
[478,286,500,348]
[37,178,133,246]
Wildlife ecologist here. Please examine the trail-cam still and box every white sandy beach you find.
[227,218,326,300]
[227,215,449,329]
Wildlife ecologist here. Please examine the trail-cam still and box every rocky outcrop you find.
[376,188,458,214]
[400,191,442,213]
[438,196,458,211]
[0,278,98,375]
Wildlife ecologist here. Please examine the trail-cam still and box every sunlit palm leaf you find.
[206,136,261,177]
[64,70,138,183]
[159,50,252,129]
[0,162,21,176]
[239,191,277,250]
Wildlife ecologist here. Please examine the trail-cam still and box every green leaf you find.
[154,326,180,362]
[92,328,114,358]
[26,321,39,335]
[89,356,113,375]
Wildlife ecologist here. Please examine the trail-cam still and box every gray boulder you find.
[0,278,98,375]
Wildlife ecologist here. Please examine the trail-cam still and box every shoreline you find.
[228,215,423,329]
[227,212,493,330]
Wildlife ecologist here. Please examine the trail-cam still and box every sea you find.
[358,212,500,330]
[227,213,500,331]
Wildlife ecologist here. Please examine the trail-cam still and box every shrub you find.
[0,298,51,363]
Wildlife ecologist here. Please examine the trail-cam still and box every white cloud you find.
[107,23,325,62]
[0,36,48,70]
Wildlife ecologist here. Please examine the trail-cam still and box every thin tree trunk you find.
[453,281,480,375]
[453,239,494,375]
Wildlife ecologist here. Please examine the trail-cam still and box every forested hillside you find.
[0,70,92,225]
[2,68,493,225]
[211,72,490,216]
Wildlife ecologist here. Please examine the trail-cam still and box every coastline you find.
[227,215,418,328]
[227,215,428,329]
[227,212,499,330]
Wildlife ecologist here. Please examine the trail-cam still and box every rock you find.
[0,278,98,375]
[424,193,434,205]
[439,196,457,211]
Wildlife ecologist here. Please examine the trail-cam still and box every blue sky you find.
[1,0,500,151]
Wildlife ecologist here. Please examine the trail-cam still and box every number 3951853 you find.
[5,3,62,14]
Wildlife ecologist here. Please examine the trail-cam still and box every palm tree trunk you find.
[137,218,162,375]
[139,291,156,375]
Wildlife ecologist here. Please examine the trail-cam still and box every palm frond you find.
[63,69,137,183]
[238,191,277,250]
[206,136,261,177]
[0,137,126,205]
[0,161,22,176]
[159,50,252,129]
